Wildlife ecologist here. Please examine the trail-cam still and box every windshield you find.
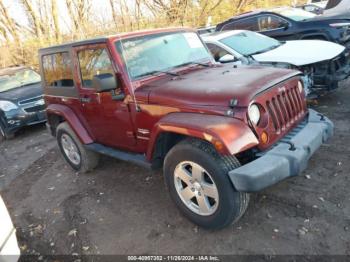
[0,69,41,93]
[219,31,281,56]
[115,32,212,80]
[273,8,316,21]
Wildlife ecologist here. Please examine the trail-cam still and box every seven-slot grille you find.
[266,85,304,133]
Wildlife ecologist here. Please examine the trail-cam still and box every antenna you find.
[116,29,141,112]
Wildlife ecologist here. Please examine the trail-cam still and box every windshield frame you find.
[113,31,214,81]
[0,68,41,93]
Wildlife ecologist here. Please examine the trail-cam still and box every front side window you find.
[115,32,212,80]
[78,48,115,88]
[206,43,230,62]
[219,31,281,56]
[0,69,41,93]
[42,52,73,87]
[222,17,259,31]
[258,15,288,31]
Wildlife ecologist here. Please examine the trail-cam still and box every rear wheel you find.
[56,122,99,173]
[164,138,249,230]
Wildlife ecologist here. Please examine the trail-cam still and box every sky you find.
[3,0,115,32]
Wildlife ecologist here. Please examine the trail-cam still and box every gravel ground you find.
[0,80,349,257]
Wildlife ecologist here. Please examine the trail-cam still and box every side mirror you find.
[93,73,118,93]
[218,54,235,63]
[281,21,289,30]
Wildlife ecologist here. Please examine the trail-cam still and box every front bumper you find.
[313,50,350,89]
[1,109,46,135]
[229,109,333,192]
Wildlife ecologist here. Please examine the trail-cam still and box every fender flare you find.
[46,104,94,144]
[146,113,259,161]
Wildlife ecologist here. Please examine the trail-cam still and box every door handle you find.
[80,97,91,103]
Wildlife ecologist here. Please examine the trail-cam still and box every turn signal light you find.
[261,131,269,144]
[214,140,224,151]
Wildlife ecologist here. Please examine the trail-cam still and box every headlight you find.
[0,100,18,111]
[298,81,304,94]
[248,104,260,125]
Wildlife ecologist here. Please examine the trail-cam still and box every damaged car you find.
[203,30,350,95]
[0,66,46,142]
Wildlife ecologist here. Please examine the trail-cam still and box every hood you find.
[253,40,345,66]
[136,65,300,108]
[0,82,43,103]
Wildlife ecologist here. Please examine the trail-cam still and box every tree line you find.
[0,0,302,68]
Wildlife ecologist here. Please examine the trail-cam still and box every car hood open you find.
[136,65,300,108]
[253,40,345,67]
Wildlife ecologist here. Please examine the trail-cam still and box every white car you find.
[202,30,350,95]
[322,0,350,18]
[0,196,20,261]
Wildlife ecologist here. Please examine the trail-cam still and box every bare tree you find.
[51,0,61,42]
[0,0,20,41]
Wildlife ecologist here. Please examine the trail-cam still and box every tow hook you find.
[281,141,296,151]
[317,113,325,121]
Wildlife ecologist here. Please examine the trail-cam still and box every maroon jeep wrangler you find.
[39,28,333,229]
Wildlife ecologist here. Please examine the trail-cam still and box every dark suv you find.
[216,7,350,49]
[0,66,46,142]
[39,28,333,229]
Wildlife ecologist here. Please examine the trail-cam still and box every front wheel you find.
[163,138,249,230]
[0,124,5,143]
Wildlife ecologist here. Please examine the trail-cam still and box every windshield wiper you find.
[137,70,179,78]
[177,61,211,68]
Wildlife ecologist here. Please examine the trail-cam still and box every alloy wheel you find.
[174,161,219,216]
[61,133,81,166]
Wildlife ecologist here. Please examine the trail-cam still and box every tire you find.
[0,124,5,143]
[0,122,14,143]
[56,122,99,173]
[163,138,250,230]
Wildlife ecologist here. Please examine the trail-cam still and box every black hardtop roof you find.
[39,36,108,54]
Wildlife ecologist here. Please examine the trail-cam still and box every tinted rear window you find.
[42,52,74,87]
[222,17,259,31]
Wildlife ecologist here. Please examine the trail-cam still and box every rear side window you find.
[222,17,259,31]
[78,48,114,88]
[42,52,74,87]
